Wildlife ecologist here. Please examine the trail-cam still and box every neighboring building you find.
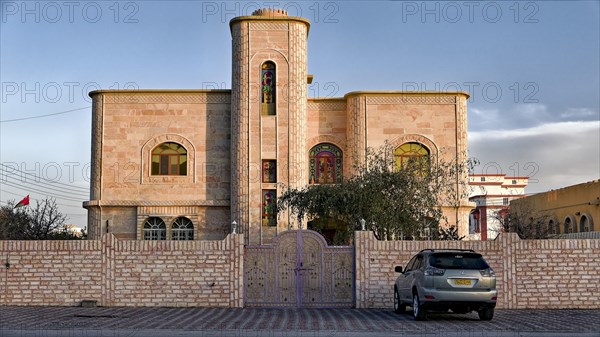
[83,8,471,244]
[468,174,529,240]
[510,180,599,236]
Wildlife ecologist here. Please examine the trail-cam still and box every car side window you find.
[414,255,424,270]
[405,256,417,272]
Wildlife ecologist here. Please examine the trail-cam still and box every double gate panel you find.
[244,230,354,308]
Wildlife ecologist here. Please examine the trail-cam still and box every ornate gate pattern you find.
[244,230,354,307]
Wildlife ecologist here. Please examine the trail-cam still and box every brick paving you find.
[1,307,599,334]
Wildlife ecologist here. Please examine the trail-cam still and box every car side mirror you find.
[394,266,403,273]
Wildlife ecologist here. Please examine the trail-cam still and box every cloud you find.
[469,103,552,131]
[470,120,600,141]
[469,120,600,194]
[559,107,597,119]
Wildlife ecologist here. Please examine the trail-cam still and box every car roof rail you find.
[418,248,476,253]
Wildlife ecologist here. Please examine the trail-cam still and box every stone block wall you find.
[354,231,600,309]
[0,240,102,306]
[0,234,244,307]
[1,232,598,309]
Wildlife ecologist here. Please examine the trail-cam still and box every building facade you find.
[510,180,599,236]
[468,174,529,240]
[83,9,471,244]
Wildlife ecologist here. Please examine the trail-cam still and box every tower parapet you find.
[252,8,288,17]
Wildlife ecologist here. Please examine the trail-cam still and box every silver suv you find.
[393,249,497,321]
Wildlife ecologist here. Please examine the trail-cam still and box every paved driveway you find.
[1,306,599,336]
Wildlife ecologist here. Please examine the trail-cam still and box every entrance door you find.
[244,230,354,307]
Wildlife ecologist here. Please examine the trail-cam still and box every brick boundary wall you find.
[1,232,598,309]
[0,234,244,307]
[354,231,600,309]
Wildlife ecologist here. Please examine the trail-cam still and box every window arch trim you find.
[389,134,438,158]
[141,134,196,184]
[579,213,594,232]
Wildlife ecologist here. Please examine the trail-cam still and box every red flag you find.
[14,195,29,208]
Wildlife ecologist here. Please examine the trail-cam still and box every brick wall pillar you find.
[354,230,372,308]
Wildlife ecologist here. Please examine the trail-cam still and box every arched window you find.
[261,61,276,115]
[564,216,574,234]
[548,219,559,235]
[580,215,592,232]
[309,143,343,184]
[172,217,194,240]
[151,142,187,176]
[394,142,430,169]
[143,217,166,240]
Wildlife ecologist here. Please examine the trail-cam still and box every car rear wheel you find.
[393,288,406,313]
[412,293,427,321]
[478,307,494,321]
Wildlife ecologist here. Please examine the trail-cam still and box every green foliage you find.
[0,197,84,240]
[278,143,473,241]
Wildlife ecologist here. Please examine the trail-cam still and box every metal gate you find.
[244,230,354,308]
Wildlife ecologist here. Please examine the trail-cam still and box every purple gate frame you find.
[244,229,355,308]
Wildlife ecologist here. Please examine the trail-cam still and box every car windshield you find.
[429,252,490,270]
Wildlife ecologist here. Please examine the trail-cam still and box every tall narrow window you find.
[309,143,343,184]
[261,61,276,115]
[262,160,277,183]
[394,142,430,169]
[143,217,166,240]
[151,142,187,176]
[262,189,277,226]
[548,220,557,235]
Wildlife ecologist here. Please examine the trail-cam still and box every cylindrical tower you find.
[83,93,104,240]
[230,9,310,244]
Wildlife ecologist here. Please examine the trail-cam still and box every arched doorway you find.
[307,217,352,245]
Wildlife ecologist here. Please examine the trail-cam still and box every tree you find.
[492,206,556,239]
[0,197,83,240]
[277,143,473,241]
[437,225,466,241]
[0,202,30,240]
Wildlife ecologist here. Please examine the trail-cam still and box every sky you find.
[1,0,599,230]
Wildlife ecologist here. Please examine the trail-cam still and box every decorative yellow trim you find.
[344,90,470,99]
[89,89,231,98]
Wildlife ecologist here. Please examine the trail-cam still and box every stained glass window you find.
[261,61,276,115]
[394,142,430,169]
[309,143,343,184]
[151,142,187,176]
[262,189,277,226]
[262,160,277,183]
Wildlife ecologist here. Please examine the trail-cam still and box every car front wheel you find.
[412,293,427,321]
[478,307,494,321]
[394,288,406,314]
